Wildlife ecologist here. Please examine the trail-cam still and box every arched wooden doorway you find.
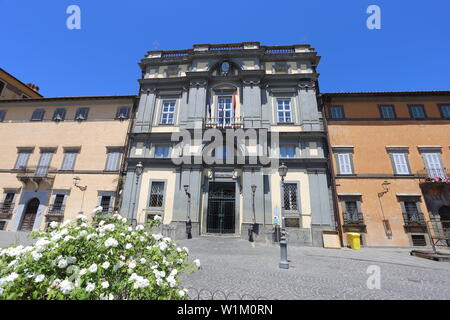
[19,198,40,231]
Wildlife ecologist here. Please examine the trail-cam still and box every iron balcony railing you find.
[403,213,426,226]
[100,207,114,215]
[0,203,14,217]
[204,117,244,129]
[14,166,57,179]
[343,211,365,226]
[418,168,450,183]
[47,205,65,216]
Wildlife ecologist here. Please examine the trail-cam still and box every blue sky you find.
[1,0,449,97]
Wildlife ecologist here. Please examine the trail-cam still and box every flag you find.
[233,93,237,113]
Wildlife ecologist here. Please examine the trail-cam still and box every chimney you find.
[26,83,40,92]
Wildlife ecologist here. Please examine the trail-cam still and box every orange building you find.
[323,91,450,247]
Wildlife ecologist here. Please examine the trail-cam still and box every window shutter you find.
[424,153,444,177]
[37,152,53,176]
[62,152,76,170]
[106,152,120,171]
[338,153,352,174]
[15,152,30,169]
[393,153,409,174]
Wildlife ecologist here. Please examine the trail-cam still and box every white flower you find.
[87,234,97,241]
[102,262,110,269]
[8,260,18,268]
[140,258,146,264]
[0,288,3,295]
[63,236,75,242]
[104,224,115,232]
[113,261,124,271]
[79,268,87,276]
[158,242,168,251]
[62,220,72,227]
[128,260,136,269]
[32,251,42,261]
[136,225,144,231]
[58,259,68,269]
[104,238,119,248]
[130,274,149,289]
[35,275,45,283]
[178,289,186,297]
[6,272,19,282]
[194,259,201,268]
[35,239,51,252]
[154,215,162,221]
[121,217,127,223]
[51,278,61,288]
[127,227,132,232]
[93,206,103,213]
[166,275,176,288]
[101,281,110,289]
[79,230,88,237]
[125,243,133,250]
[86,282,95,292]
[67,256,77,264]
[170,269,178,277]
[76,214,88,222]
[60,228,69,236]
[99,220,106,226]
[183,247,189,254]
[120,255,125,260]
[49,221,59,229]
[60,280,74,295]
[89,264,98,273]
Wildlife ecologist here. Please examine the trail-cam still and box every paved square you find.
[178,237,450,300]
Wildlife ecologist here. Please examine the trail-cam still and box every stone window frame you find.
[13,147,34,170]
[280,180,301,216]
[104,146,124,172]
[378,104,397,119]
[396,195,425,226]
[408,104,427,120]
[386,146,412,176]
[31,108,46,121]
[49,189,71,214]
[159,100,177,125]
[333,146,355,176]
[97,191,115,214]
[418,146,445,177]
[74,107,90,121]
[329,105,345,120]
[438,104,450,119]
[60,146,81,171]
[338,194,364,226]
[275,97,294,124]
[147,179,167,213]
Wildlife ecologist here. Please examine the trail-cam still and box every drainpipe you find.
[321,96,344,247]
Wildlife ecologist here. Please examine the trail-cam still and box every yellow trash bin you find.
[347,233,361,250]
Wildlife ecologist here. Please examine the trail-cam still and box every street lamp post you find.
[73,177,87,214]
[131,162,144,227]
[249,184,257,242]
[278,163,289,269]
[184,185,192,239]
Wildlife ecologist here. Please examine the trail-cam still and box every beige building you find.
[0,68,42,100]
[0,95,135,233]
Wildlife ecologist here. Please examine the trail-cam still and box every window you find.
[329,106,345,119]
[116,106,130,120]
[14,150,31,170]
[344,201,360,224]
[217,97,233,126]
[1,193,15,214]
[0,221,6,230]
[53,108,66,121]
[280,145,296,158]
[336,152,354,175]
[283,183,298,212]
[0,81,4,95]
[155,145,170,158]
[36,151,54,177]
[105,150,121,171]
[61,150,78,171]
[160,101,175,124]
[409,105,426,119]
[0,110,6,122]
[100,196,112,214]
[277,99,292,123]
[75,107,89,121]
[422,152,445,178]
[49,194,65,215]
[439,104,450,119]
[390,152,411,175]
[31,109,45,121]
[379,105,396,119]
[149,182,165,209]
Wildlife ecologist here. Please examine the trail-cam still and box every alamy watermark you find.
[366,265,381,290]
[367,5,381,30]
[66,5,81,30]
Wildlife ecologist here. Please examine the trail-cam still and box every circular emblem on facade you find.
[220,61,230,75]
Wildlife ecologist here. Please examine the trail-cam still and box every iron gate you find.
[207,184,235,234]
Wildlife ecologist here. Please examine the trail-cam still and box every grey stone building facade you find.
[120,42,335,246]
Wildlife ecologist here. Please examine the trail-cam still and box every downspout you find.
[321,96,344,247]
[114,94,139,212]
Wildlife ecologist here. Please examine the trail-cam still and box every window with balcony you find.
[422,152,445,178]
[408,105,426,119]
[116,106,130,120]
[14,150,31,170]
[53,108,66,121]
[339,196,364,226]
[31,109,45,121]
[277,99,292,123]
[49,194,66,216]
[398,196,425,226]
[379,105,396,119]
[160,101,175,125]
[280,145,296,158]
[36,151,54,177]
[155,145,170,158]
[217,97,234,127]
[1,193,15,216]
[75,107,89,121]
[149,181,165,209]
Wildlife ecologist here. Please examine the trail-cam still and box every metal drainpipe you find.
[322,97,345,247]
[114,94,139,212]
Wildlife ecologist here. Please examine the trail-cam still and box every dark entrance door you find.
[438,206,450,246]
[19,198,40,231]
[207,183,235,234]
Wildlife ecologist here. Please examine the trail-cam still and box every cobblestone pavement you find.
[178,237,450,300]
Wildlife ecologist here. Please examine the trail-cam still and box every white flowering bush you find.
[0,210,200,300]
